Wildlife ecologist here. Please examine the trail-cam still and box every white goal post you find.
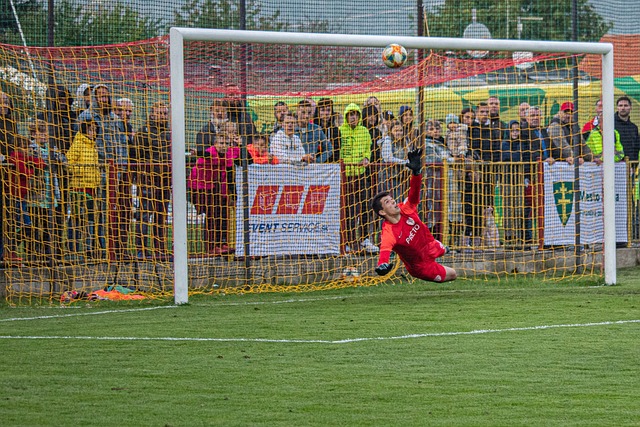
[169,28,616,304]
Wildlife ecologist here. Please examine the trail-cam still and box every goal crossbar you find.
[169,28,616,304]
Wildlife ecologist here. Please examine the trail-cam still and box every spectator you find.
[615,96,640,162]
[547,101,581,165]
[5,135,46,262]
[247,133,279,165]
[501,120,529,244]
[445,111,469,248]
[469,102,501,162]
[41,85,76,153]
[364,95,381,111]
[295,99,332,163]
[445,113,468,159]
[363,96,381,126]
[460,107,475,129]
[501,120,523,162]
[380,110,395,138]
[582,99,602,141]
[27,120,60,258]
[0,90,15,157]
[518,102,531,128]
[270,112,308,164]
[378,119,409,196]
[424,119,452,242]
[72,83,91,116]
[193,98,228,158]
[66,119,101,259]
[110,96,137,260]
[35,86,74,260]
[188,128,239,256]
[78,84,130,258]
[304,97,317,119]
[361,104,385,250]
[132,101,172,259]
[271,101,289,137]
[424,120,451,163]
[339,103,378,254]
[398,105,420,148]
[362,104,383,163]
[521,106,551,166]
[465,103,498,248]
[487,96,506,137]
[314,97,341,162]
[224,83,257,143]
[0,90,16,261]
[115,97,135,145]
[585,115,625,165]
[520,106,552,244]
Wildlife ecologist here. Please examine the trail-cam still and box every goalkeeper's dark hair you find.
[371,191,391,217]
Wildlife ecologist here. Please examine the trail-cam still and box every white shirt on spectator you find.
[270,129,306,163]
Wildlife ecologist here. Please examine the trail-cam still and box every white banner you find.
[235,164,341,256]
[543,162,628,245]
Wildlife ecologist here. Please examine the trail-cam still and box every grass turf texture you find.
[1,268,639,426]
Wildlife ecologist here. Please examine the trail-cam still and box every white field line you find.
[0,305,178,323]
[1,319,638,344]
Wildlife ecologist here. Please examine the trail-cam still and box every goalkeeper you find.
[371,148,457,283]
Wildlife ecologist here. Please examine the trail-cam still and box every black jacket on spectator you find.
[469,120,502,162]
[614,112,640,162]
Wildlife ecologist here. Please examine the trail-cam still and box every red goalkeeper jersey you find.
[376,174,446,279]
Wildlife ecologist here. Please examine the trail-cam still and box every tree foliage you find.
[425,0,612,42]
[0,0,41,42]
[172,0,287,31]
[1,0,163,46]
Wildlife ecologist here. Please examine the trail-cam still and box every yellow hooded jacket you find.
[67,131,100,190]
[339,103,372,177]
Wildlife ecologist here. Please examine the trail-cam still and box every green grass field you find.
[1,267,639,426]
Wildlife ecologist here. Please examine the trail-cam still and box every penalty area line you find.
[1,319,638,344]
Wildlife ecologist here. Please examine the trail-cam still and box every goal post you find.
[169,28,616,304]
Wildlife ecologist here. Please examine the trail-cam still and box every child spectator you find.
[445,113,469,159]
[28,120,61,258]
[188,128,239,256]
[247,133,279,165]
[6,135,46,261]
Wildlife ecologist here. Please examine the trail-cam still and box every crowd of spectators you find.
[1,83,639,263]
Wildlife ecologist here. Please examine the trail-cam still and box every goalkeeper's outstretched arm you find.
[405,148,423,207]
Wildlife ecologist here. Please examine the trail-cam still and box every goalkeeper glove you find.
[405,148,423,175]
[375,263,392,276]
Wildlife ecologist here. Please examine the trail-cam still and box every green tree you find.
[0,0,41,42]
[425,0,611,42]
[2,0,163,46]
[172,0,287,31]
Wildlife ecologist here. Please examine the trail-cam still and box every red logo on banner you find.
[251,185,280,215]
[251,185,329,215]
[301,185,330,214]
[276,185,304,214]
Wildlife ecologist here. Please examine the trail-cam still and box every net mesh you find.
[2,33,633,304]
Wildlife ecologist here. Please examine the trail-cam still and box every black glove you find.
[375,263,392,276]
[405,148,423,175]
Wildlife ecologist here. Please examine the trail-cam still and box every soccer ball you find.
[341,267,361,282]
[382,44,407,68]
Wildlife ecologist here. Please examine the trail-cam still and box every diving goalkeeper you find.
[371,148,457,283]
